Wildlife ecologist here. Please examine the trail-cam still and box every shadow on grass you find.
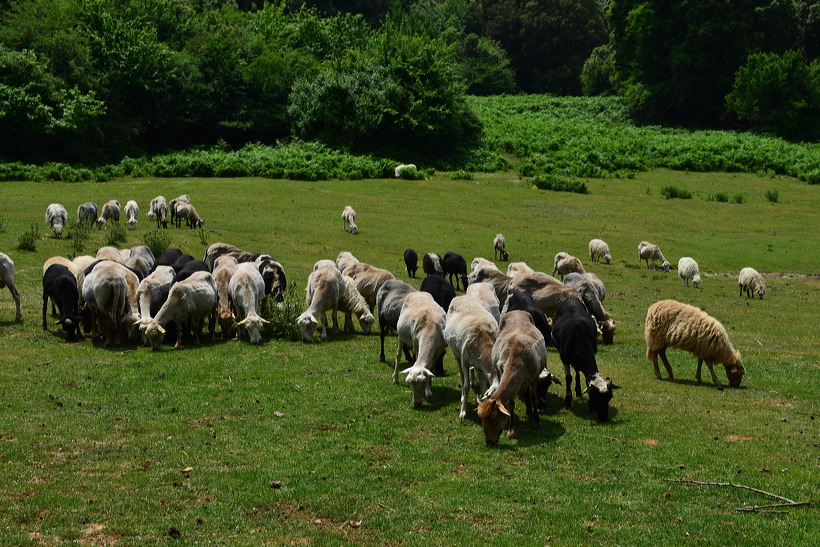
[660,377,747,391]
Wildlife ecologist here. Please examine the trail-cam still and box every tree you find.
[580,44,614,96]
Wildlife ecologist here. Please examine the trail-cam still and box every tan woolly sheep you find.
[738,267,766,299]
[644,300,744,388]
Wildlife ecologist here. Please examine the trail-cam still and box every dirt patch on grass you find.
[77,523,121,546]
[760,399,794,408]
[725,435,761,442]
[642,438,659,446]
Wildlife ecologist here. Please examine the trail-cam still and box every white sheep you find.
[0,252,22,321]
[552,252,586,280]
[45,203,68,238]
[169,194,191,226]
[588,238,612,264]
[82,260,127,347]
[339,275,374,334]
[297,259,345,342]
[124,200,139,229]
[465,282,501,322]
[136,265,175,346]
[394,164,417,178]
[229,262,269,344]
[342,206,358,234]
[506,262,535,277]
[471,257,500,274]
[175,202,204,228]
[143,271,218,350]
[638,241,670,272]
[96,200,120,229]
[335,251,360,275]
[493,234,508,261]
[212,255,239,338]
[468,267,513,308]
[677,257,702,288]
[125,245,155,278]
[394,292,447,408]
[738,267,767,299]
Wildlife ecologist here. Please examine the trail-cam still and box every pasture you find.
[0,170,817,545]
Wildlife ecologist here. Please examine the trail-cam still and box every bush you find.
[143,229,172,258]
[16,223,39,251]
[198,228,211,247]
[398,167,425,180]
[707,192,730,203]
[67,220,92,254]
[104,223,128,246]
[451,170,474,181]
[731,193,746,204]
[660,186,693,199]
[530,174,589,194]
[765,189,780,203]
[261,284,302,342]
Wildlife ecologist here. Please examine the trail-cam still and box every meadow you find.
[0,169,817,545]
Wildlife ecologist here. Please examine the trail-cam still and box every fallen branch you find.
[736,502,813,513]
[603,435,627,443]
[665,479,814,513]
[35,360,52,367]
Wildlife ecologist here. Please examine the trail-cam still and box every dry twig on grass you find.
[664,478,814,513]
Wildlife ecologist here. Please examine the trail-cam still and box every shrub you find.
[731,193,746,204]
[451,170,474,181]
[104,223,128,246]
[712,192,729,203]
[16,224,39,251]
[765,189,779,203]
[143,229,172,258]
[660,186,693,199]
[261,284,302,342]
[398,167,425,180]
[530,174,589,194]
[198,228,211,247]
[67,220,92,254]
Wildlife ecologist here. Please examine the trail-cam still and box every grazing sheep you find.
[678,257,702,288]
[213,255,239,339]
[444,295,499,419]
[403,249,418,278]
[376,279,417,363]
[172,259,210,285]
[443,252,469,291]
[124,200,139,228]
[136,266,175,345]
[638,241,670,272]
[72,255,96,275]
[588,239,612,264]
[644,300,745,388]
[493,234,508,261]
[254,255,287,305]
[345,263,395,311]
[507,272,580,318]
[563,272,616,344]
[175,202,204,229]
[82,260,127,347]
[148,196,168,229]
[582,272,606,302]
[465,282,501,322]
[335,251,360,276]
[45,203,68,238]
[422,252,444,276]
[476,311,548,445]
[471,257,500,274]
[394,164,417,178]
[229,262,269,344]
[154,248,184,271]
[76,202,98,225]
[169,194,190,226]
[125,245,155,279]
[342,206,358,234]
[168,253,196,275]
[204,242,255,269]
[467,267,513,308]
[552,252,586,280]
[42,256,78,317]
[95,246,125,265]
[394,292,447,408]
[42,264,81,341]
[0,253,22,321]
[506,262,535,277]
[339,275,374,335]
[738,267,766,299]
[420,274,457,319]
[96,200,120,229]
[297,260,345,343]
[552,300,618,421]
[143,271,218,350]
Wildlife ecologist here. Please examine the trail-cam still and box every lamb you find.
[136,265,175,345]
[678,257,702,288]
[404,249,418,278]
[42,264,81,342]
[45,203,68,238]
[42,255,78,315]
[506,262,535,277]
[124,200,139,228]
[644,299,745,388]
[394,292,447,408]
[443,252,469,291]
[175,202,204,228]
[82,260,127,347]
[465,282,501,322]
[467,267,513,308]
[394,164,417,178]
[588,239,612,264]
[476,310,548,445]
[471,257,500,274]
[552,252,586,280]
[297,259,345,342]
[143,271,218,350]
[76,202,98,225]
[638,241,670,272]
[148,196,168,229]
[96,200,120,229]
[738,267,766,299]
[444,295,499,419]
[507,272,581,318]
[0,253,22,322]
[339,275,375,334]
[552,300,618,421]
[376,279,417,363]
[342,205,357,234]
[212,255,238,339]
[493,233,508,261]
[563,272,616,344]
[422,252,444,276]
[229,262,269,344]
[169,194,190,226]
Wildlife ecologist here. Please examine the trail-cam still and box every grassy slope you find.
[0,171,817,545]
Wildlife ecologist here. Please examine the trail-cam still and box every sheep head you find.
[724,353,745,387]
[692,273,702,288]
[476,398,510,446]
[239,314,269,345]
[536,370,562,410]
[599,314,616,345]
[358,311,375,334]
[57,317,79,342]
[52,223,65,238]
[296,311,318,343]
[144,321,166,351]
[755,281,767,299]
[586,375,619,422]
[661,260,671,272]
[400,365,434,408]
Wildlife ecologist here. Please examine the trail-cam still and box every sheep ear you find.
[400,367,413,375]
[424,368,435,378]
[55,319,63,325]
[237,318,246,326]
[158,326,166,334]
[260,318,270,324]
[606,378,621,390]
[496,401,511,417]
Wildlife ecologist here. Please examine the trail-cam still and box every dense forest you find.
[0,0,818,167]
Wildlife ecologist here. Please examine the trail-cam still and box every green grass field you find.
[0,170,817,545]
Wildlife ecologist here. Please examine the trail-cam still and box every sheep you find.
[342,205,357,234]
[506,262,535,277]
[169,194,190,226]
[81,260,127,347]
[476,310,548,445]
[96,200,120,229]
[168,253,196,274]
[99,260,142,342]
[175,202,204,228]
[95,246,126,265]
[42,264,81,342]
[154,248,184,271]
[507,272,581,318]
[552,300,618,421]
[443,252,469,291]
[582,272,606,302]
[444,295,499,419]
[229,262,269,344]
[204,242,255,269]
[422,252,444,276]
[72,255,96,274]
[404,249,419,278]
[563,272,616,344]
[678,257,702,288]
[212,255,238,339]
[45,203,68,238]
[297,260,345,343]
[335,251,360,275]
[143,271,218,350]
[471,257,500,274]
[339,275,374,335]
[172,259,210,285]
[345,263,395,311]
[552,252,586,280]
[394,164,417,178]
[125,245,155,279]
[254,255,288,305]
[467,267,513,308]
[136,265,175,345]
[588,239,612,264]
[124,200,139,229]
[394,292,447,408]
[644,299,745,388]
[76,202,98,225]
[638,241,670,272]
[420,274,456,318]
[376,279,417,363]
[465,282,501,322]
[0,253,22,321]
[148,196,168,229]
[42,256,78,315]
[493,233,508,261]
[738,267,766,299]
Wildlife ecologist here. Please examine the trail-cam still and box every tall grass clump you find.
[67,220,92,254]
[707,192,729,202]
[660,186,693,199]
[261,285,302,341]
[142,229,172,258]
[198,228,211,247]
[530,174,589,194]
[765,189,779,203]
[451,170,474,181]
[103,223,128,246]
[16,224,39,251]
[0,216,7,233]
[731,193,746,204]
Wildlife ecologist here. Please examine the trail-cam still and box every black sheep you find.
[42,264,81,342]
[172,259,210,284]
[403,249,418,278]
[153,248,184,272]
[422,252,443,276]
[420,274,456,314]
[258,258,287,303]
[442,252,469,291]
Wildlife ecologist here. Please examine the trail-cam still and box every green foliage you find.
[731,193,746,204]
[726,51,820,141]
[765,189,780,203]
[530,173,589,194]
[450,169,474,180]
[454,33,516,95]
[16,223,39,251]
[707,192,730,203]
[103,223,127,246]
[197,228,211,247]
[142,228,172,258]
[580,45,614,96]
[67,218,91,254]
[260,284,302,342]
[660,185,692,199]
[0,216,6,233]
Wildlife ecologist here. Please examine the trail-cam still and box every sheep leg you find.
[434,350,445,377]
[42,294,49,330]
[524,383,541,428]
[659,349,674,379]
[319,311,328,340]
[209,308,216,341]
[506,400,517,439]
[696,359,703,383]
[457,352,469,420]
[9,283,22,321]
[343,312,355,334]
[175,320,183,348]
[649,351,662,379]
[574,370,583,397]
[564,363,573,409]
[330,306,339,334]
[393,339,404,384]
[703,359,722,386]
[379,324,387,362]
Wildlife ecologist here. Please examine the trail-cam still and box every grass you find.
[0,170,817,545]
